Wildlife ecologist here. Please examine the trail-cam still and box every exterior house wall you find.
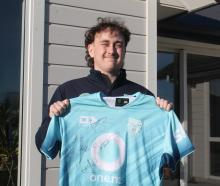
[190,83,208,179]
[43,0,150,185]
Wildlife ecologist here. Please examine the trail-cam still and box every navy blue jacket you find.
[35,69,154,152]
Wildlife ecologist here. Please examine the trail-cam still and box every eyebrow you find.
[99,40,109,43]
[99,40,124,44]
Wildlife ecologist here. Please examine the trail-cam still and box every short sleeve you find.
[40,116,62,159]
[163,111,195,170]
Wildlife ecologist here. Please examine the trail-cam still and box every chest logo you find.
[127,118,143,136]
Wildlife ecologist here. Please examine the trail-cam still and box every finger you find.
[163,100,168,110]
[49,111,54,118]
[49,104,61,117]
[166,103,173,111]
[63,99,70,107]
[55,101,68,113]
[52,103,63,115]
[56,101,66,109]
[159,99,164,108]
[50,102,65,116]
[156,97,160,105]
[166,104,172,111]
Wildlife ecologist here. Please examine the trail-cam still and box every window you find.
[0,0,22,185]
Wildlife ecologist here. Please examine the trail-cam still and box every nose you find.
[107,45,115,55]
[107,46,119,59]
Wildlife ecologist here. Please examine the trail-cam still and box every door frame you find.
[18,0,45,185]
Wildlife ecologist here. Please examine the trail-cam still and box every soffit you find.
[158,0,218,20]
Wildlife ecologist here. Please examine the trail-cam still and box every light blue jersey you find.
[40,92,194,186]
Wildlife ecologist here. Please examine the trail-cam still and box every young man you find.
[35,17,172,155]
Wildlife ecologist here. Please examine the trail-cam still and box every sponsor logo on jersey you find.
[80,116,97,124]
[89,174,121,184]
[91,133,125,172]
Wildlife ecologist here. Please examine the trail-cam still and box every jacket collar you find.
[88,68,127,89]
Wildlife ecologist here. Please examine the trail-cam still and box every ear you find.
[87,43,94,58]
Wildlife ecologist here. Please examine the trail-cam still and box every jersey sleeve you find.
[40,116,62,159]
[35,86,65,153]
[163,110,195,170]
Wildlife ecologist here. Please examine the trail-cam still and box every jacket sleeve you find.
[35,86,64,153]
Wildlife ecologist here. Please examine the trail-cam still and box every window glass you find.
[0,1,22,185]
[210,79,220,137]
[157,52,180,115]
[210,142,220,176]
[157,52,180,185]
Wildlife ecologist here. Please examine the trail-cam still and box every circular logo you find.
[91,133,125,172]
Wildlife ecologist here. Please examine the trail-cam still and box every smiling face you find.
[88,28,126,76]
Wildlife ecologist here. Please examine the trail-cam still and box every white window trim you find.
[18,0,45,185]
[146,0,157,95]
[204,82,210,179]
[158,36,220,57]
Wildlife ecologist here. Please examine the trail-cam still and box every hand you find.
[156,97,173,111]
[163,167,172,179]
[49,99,70,117]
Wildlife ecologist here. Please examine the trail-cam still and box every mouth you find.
[105,58,116,62]
[105,56,118,61]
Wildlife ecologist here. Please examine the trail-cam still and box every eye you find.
[100,42,108,46]
[115,43,123,48]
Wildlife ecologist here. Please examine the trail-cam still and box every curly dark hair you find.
[84,17,131,68]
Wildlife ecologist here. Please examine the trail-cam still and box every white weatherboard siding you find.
[43,1,151,185]
[190,83,207,179]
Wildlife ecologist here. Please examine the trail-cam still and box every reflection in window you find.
[157,52,180,115]
[210,142,220,176]
[157,52,180,185]
[0,0,22,185]
[210,79,220,137]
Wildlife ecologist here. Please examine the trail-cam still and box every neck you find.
[95,68,120,85]
[103,73,118,86]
